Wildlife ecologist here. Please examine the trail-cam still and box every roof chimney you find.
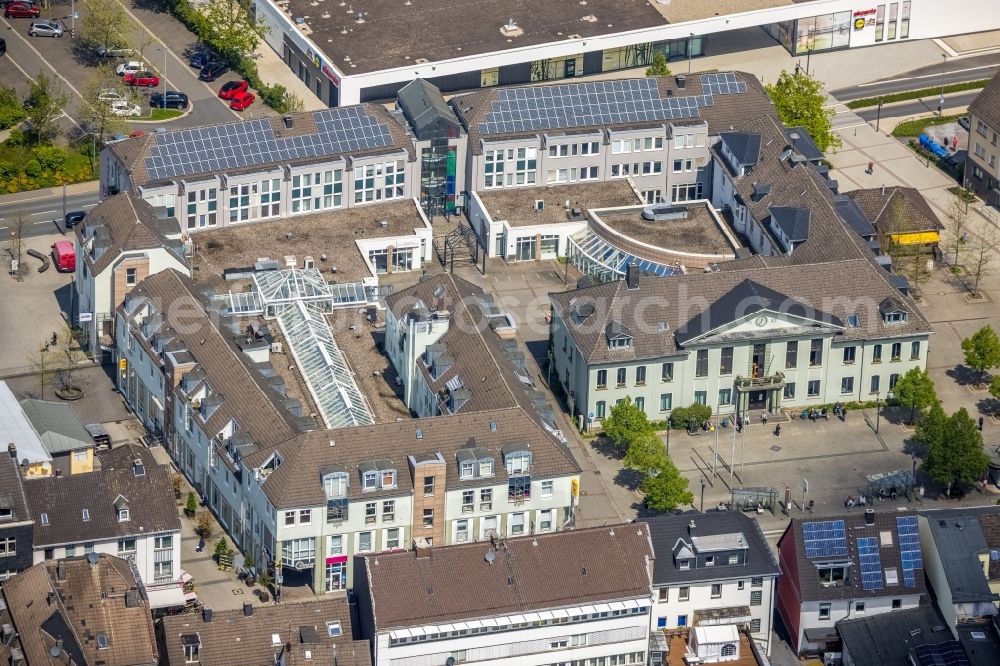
[676,74,686,89]
[688,519,697,537]
[202,608,213,623]
[56,561,65,581]
[864,508,875,526]
[243,602,253,617]
[881,184,886,195]
[7,443,15,460]
[414,537,432,559]
[283,115,294,129]
[625,263,640,290]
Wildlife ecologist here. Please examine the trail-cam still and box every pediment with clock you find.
[674,279,843,346]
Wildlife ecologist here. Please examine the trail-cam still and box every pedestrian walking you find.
[979,416,984,431]
[774,424,781,437]
[867,161,874,174]
[762,412,768,426]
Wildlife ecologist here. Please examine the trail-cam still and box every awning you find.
[890,231,940,245]
[147,586,186,609]
[150,394,164,412]
[803,627,840,644]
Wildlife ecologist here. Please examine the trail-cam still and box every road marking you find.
[856,63,999,88]
[0,17,85,125]
[31,210,56,217]
[33,220,52,225]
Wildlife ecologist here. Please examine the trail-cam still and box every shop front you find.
[764,2,912,56]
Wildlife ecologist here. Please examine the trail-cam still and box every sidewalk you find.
[253,45,327,111]
[0,181,98,206]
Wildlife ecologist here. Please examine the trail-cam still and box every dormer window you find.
[884,312,907,324]
[118,509,130,522]
[362,471,378,491]
[605,320,633,350]
[381,470,397,488]
[460,461,475,479]
[360,460,397,491]
[480,459,494,477]
[322,470,348,499]
[504,450,532,475]
[679,559,691,570]
[879,297,908,325]
[457,448,495,480]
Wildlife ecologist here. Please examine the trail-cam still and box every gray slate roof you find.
[0,454,30,524]
[769,206,811,242]
[836,605,954,666]
[719,132,762,166]
[969,73,1000,133]
[19,398,95,454]
[921,507,1000,604]
[643,512,778,585]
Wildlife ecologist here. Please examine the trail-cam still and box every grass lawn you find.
[846,79,989,109]
[892,114,966,138]
[147,107,184,121]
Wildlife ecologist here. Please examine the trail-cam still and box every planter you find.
[55,386,84,401]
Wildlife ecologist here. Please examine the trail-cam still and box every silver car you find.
[28,20,63,38]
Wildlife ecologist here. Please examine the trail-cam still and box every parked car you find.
[109,100,141,117]
[95,44,134,58]
[51,240,75,272]
[217,80,248,100]
[229,90,255,111]
[64,211,85,229]
[116,60,144,76]
[149,90,189,109]
[97,89,125,103]
[198,61,227,82]
[0,38,6,56]
[4,2,40,18]
[188,52,214,69]
[124,71,160,87]
[28,19,62,37]
[959,116,971,131]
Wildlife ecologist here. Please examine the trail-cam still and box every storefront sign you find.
[325,555,348,565]
[308,46,341,87]
[854,8,876,30]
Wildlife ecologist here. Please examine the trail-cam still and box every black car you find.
[64,211,85,229]
[198,61,228,82]
[150,91,189,109]
[189,52,213,69]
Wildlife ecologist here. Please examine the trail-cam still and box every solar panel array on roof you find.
[700,72,749,96]
[802,520,848,558]
[143,106,395,182]
[913,641,971,666]
[478,78,718,135]
[857,536,884,591]
[896,515,923,588]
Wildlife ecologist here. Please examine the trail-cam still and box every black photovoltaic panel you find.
[913,642,971,666]
[857,537,883,591]
[143,106,395,182]
[476,77,734,135]
[802,520,848,558]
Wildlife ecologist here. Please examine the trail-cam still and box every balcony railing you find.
[734,372,785,391]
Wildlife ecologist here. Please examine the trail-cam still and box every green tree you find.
[202,0,270,62]
[623,431,668,476]
[913,402,947,450]
[82,66,132,145]
[892,367,937,424]
[0,85,25,130]
[640,458,694,512]
[923,407,988,496]
[24,73,69,145]
[81,0,131,50]
[645,52,671,77]
[965,224,998,298]
[764,69,840,152]
[601,397,654,454]
[961,325,1000,385]
[944,198,970,269]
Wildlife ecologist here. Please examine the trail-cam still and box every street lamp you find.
[160,46,168,110]
[700,477,705,513]
[875,391,881,434]
[938,53,947,116]
[875,97,884,133]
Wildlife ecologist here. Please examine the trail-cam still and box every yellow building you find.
[848,186,944,253]
[19,398,97,475]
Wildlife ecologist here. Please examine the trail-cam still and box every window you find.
[783,383,796,399]
[719,389,732,405]
[635,366,646,385]
[678,587,690,601]
[671,183,703,201]
[118,508,130,521]
[539,509,553,531]
[786,341,798,369]
[658,588,668,601]
[125,267,137,286]
[720,347,734,374]
[635,396,645,411]
[423,476,435,496]
[155,534,172,550]
[65,545,75,557]
[696,350,709,377]
[808,380,821,397]
[818,564,849,586]
[887,2,898,39]
[711,584,722,598]
[597,369,608,389]
[298,509,311,525]
[382,500,395,522]
[616,367,627,387]
[281,537,316,566]
[855,601,866,613]
[154,559,173,580]
[843,346,856,364]
[82,508,90,521]
[841,377,854,394]
[677,615,688,627]
[456,519,470,543]
[679,559,690,570]
[362,471,378,491]
[729,555,739,565]
[358,531,373,552]
[871,375,880,393]
[750,619,761,633]
[662,362,673,381]
[660,393,672,411]
[365,502,377,525]
[750,591,763,606]
[483,147,536,187]
[910,341,920,360]
[975,143,986,158]
[462,490,475,512]
[0,537,15,555]
[510,512,525,535]
[327,622,343,637]
[117,537,136,553]
[354,160,405,203]
[751,577,763,587]
[889,342,902,361]
[422,508,434,528]
[810,339,823,366]
[259,178,280,218]
[183,640,199,663]
[541,480,554,497]
[386,528,400,549]
[381,470,397,488]
[596,401,606,419]
[819,603,831,620]
[328,535,344,556]
[705,556,715,567]
[694,390,707,406]
[892,598,902,609]
[657,617,667,628]
[890,372,900,390]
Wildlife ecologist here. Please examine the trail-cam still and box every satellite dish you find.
[484,549,496,564]
[446,658,456,666]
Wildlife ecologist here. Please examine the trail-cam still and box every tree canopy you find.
[623,431,669,476]
[641,458,694,512]
[921,406,988,496]
[202,0,269,62]
[764,69,840,152]
[81,0,131,50]
[891,367,937,423]
[601,397,654,454]
[24,73,68,145]
[645,52,671,77]
[961,325,1000,384]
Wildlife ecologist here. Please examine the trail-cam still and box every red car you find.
[218,80,248,100]
[124,71,160,87]
[229,90,255,111]
[5,2,40,18]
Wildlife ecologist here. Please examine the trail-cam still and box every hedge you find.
[845,79,989,109]
[669,403,713,430]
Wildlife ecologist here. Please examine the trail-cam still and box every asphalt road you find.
[830,53,1000,101]
[0,187,101,238]
[852,90,982,123]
